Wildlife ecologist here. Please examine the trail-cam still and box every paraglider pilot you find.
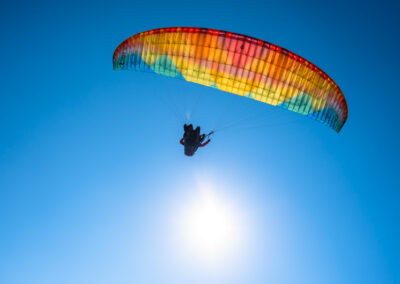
[180,124,211,156]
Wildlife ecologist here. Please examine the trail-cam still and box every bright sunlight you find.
[175,181,245,265]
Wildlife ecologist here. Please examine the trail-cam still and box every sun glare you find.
[176,184,244,264]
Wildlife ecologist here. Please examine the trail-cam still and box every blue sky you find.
[0,0,399,283]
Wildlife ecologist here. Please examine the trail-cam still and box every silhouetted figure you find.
[180,124,211,156]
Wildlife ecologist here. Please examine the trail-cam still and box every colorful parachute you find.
[113,27,348,132]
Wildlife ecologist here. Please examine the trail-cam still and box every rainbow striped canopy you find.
[113,27,348,132]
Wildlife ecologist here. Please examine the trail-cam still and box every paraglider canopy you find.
[113,27,348,132]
